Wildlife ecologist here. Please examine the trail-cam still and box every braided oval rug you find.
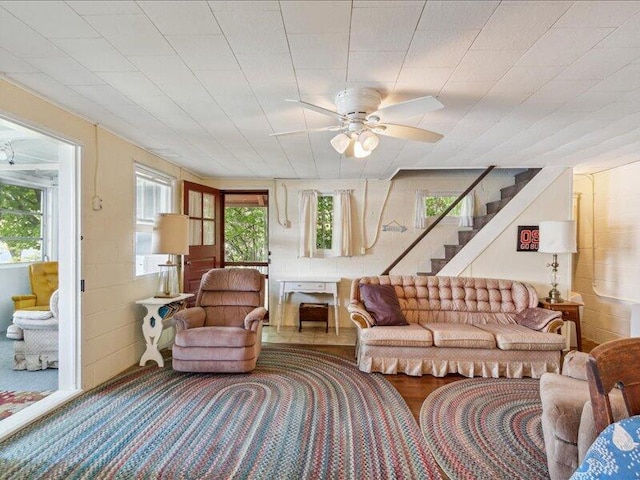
[420,378,548,480]
[0,346,441,480]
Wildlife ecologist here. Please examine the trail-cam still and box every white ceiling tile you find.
[26,56,104,86]
[405,29,478,68]
[83,14,173,56]
[517,28,614,67]
[418,1,499,31]
[555,1,640,28]
[471,2,572,50]
[595,64,640,92]
[96,71,164,98]
[166,35,238,70]
[289,34,348,70]
[196,70,252,96]
[53,38,135,72]
[0,6,11,17]
[128,55,196,84]
[138,1,221,35]
[71,84,138,109]
[3,1,98,39]
[215,9,288,54]
[490,66,563,94]
[395,67,453,94]
[252,83,300,112]
[348,51,406,82]
[557,48,640,80]
[526,80,599,105]
[350,5,422,52]
[0,47,38,73]
[7,72,78,100]
[450,49,524,82]
[67,1,142,15]
[296,69,346,95]
[281,1,351,34]
[237,53,296,85]
[208,1,280,11]
[0,16,66,57]
[598,13,640,48]
[157,81,215,105]
[213,95,264,121]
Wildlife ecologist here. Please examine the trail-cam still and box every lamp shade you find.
[538,220,577,254]
[151,213,189,255]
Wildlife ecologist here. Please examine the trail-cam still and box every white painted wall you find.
[207,169,564,329]
[573,162,640,343]
[0,265,30,332]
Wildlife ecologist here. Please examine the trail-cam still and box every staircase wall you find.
[442,167,574,299]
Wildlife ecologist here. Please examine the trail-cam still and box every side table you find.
[136,293,194,367]
[539,300,582,351]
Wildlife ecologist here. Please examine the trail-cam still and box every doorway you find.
[0,116,80,436]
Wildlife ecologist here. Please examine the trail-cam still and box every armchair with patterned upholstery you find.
[11,261,58,311]
[172,268,267,373]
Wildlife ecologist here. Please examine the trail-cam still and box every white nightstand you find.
[136,293,194,367]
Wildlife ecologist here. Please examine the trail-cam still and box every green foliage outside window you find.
[224,206,268,263]
[0,183,43,262]
[425,195,463,217]
[316,195,333,250]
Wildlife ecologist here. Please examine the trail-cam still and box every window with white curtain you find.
[415,190,475,229]
[135,164,174,275]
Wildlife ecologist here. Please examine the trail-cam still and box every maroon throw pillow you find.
[359,283,408,326]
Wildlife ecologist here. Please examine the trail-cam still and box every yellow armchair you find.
[11,261,58,312]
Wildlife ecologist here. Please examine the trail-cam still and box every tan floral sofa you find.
[348,276,566,378]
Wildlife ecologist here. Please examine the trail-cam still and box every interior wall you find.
[0,78,204,389]
[208,169,541,329]
[573,162,640,343]
[0,265,30,332]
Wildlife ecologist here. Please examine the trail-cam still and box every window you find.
[135,165,174,276]
[316,194,333,251]
[0,182,46,263]
[415,190,474,229]
[425,194,464,218]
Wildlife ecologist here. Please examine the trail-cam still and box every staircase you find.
[419,168,541,276]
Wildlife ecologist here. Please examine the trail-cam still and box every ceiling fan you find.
[270,88,444,158]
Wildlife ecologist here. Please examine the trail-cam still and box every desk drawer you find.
[288,282,327,292]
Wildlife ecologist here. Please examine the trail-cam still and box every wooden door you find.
[182,181,222,303]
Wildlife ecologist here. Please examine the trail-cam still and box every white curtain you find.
[459,191,475,228]
[332,189,353,257]
[414,190,429,229]
[298,190,317,257]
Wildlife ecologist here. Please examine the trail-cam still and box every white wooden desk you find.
[277,277,341,335]
[136,293,194,367]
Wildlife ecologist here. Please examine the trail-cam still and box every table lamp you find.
[538,220,577,303]
[151,213,189,298]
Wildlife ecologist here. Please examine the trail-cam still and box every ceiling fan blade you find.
[270,125,345,137]
[369,96,444,123]
[285,99,347,121]
[374,124,443,143]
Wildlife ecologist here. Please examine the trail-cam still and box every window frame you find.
[0,179,52,265]
[134,163,175,277]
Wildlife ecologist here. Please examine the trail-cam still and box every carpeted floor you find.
[420,378,548,480]
[0,345,442,479]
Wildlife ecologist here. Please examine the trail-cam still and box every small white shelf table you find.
[276,277,341,335]
[136,293,194,367]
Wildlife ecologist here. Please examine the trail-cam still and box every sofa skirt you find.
[358,343,561,378]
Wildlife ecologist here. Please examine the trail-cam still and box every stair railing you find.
[381,165,495,275]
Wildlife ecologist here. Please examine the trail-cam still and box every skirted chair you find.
[11,261,59,311]
[172,268,267,373]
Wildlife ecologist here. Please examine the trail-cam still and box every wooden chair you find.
[586,337,640,435]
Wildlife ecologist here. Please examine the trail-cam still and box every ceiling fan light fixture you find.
[353,140,371,158]
[330,132,351,154]
[358,130,379,151]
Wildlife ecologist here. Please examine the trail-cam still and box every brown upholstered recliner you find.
[172,268,267,373]
[12,261,58,311]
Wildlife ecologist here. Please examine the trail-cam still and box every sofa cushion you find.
[476,324,565,351]
[359,283,408,326]
[422,323,496,349]
[360,324,433,347]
